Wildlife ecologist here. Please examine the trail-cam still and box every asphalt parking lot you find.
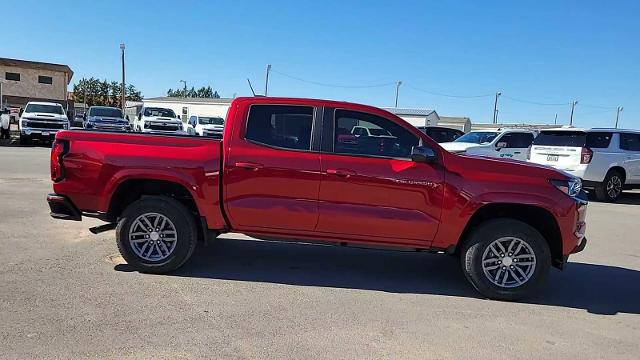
[1,144,639,359]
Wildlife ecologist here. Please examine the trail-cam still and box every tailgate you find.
[530,145,583,168]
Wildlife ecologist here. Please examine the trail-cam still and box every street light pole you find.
[265,64,272,96]
[120,43,126,112]
[179,80,187,97]
[492,92,501,124]
[615,106,624,128]
[569,100,578,126]
[554,113,558,125]
[395,81,402,107]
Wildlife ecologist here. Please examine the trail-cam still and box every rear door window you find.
[499,132,534,148]
[245,105,314,151]
[586,132,613,148]
[620,133,640,151]
[533,131,587,147]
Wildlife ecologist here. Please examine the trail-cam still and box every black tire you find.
[19,135,30,146]
[594,170,624,202]
[460,218,551,301]
[116,196,198,274]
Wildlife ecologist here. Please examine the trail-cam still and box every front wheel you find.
[461,219,551,301]
[116,196,198,273]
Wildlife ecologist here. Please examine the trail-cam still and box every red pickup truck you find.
[47,97,587,300]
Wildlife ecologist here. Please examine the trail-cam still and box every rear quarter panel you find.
[53,131,225,229]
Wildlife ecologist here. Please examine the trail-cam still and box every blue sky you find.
[3,0,638,128]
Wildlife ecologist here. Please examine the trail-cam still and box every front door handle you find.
[234,162,264,170]
[326,168,356,177]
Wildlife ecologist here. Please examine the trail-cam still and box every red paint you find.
[52,96,586,260]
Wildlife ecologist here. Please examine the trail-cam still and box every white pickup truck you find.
[529,128,640,202]
[133,107,184,135]
[186,115,225,137]
[18,101,70,145]
[441,128,537,161]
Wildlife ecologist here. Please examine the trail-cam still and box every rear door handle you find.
[326,168,356,177]
[234,162,263,170]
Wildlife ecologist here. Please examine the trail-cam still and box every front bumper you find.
[86,123,130,131]
[47,193,81,221]
[21,127,62,139]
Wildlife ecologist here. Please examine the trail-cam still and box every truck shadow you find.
[116,237,640,316]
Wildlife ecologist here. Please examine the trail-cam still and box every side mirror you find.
[411,145,437,163]
[496,142,507,151]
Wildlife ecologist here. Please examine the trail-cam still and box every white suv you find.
[440,129,537,161]
[19,102,69,145]
[529,128,640,202]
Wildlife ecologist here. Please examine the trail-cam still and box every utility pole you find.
[615,106,624,128]
[492,92,501,124]
[179,80,187,97]
[395,81,402,107]
[120,43,126,112]
[0,80,4,110]
[569,100,578,126]
[554,113,558,125]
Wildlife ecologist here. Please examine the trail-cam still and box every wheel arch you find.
[456,203,563,269]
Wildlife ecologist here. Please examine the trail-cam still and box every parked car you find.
[186,115,225,137]
[71,112,85,128]
[83,106,131,132]
[47,97,587,301]
[416,126,464,143]
[351,125,393,138]
[19,101,69,145]
[529,128,640,202]
[441,129,537,161]
[133,107,184,134]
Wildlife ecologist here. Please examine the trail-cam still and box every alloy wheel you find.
[481,237,537,288]
[128,212,178,261]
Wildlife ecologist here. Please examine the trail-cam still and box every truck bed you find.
[53,130,226,229]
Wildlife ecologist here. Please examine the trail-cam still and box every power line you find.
[270,69,395,89]
[404,84,492,98]
[579,103,617,110]
[501,95,570,106]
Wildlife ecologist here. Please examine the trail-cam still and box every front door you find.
[316,108,444,245]
[224,104,320,232]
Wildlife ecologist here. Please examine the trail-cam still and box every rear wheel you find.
[594,170,624,202]
[116,196,198,273]
[461,219,551,301]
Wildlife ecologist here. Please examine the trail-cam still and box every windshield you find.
[455,131,498,144]
[25,104,64,115]
[144,108,176,118]
[533,131,587,147]
[369,128,391,136]
[199,117,224,125]
[89,107,123,118]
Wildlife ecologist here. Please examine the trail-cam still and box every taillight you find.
[580,147,593,164]
[50,140,68,181]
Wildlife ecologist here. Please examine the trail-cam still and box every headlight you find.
[551,178,582,198]
[144,121,150,129]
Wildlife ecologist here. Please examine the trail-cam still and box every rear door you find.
[224,104,321,232]
[620,132,640,183]
[495,132,535,161]
[316,108,444,245]
[530,130,587,168]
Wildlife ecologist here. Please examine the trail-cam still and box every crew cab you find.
[133,107,184,134]
[441,129,537,161]
[529,128,640,202]
[83,106,131,132]
[186,115,225,137]
[19,101,69,145]
[47,97,587,301]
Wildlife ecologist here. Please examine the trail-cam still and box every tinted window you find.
[199,117,224,125]
[334,109,418,159]
[424,127,464,143]
[499,133,534,148]
[533,131,587,147]
[38,75,53,84]
[143,108,177,118]
[586,132,613,148]
[455,131,498,144]
[89,107,123,118]
[620,133,640,151]
[245,105,313,151]
[25,104,64,115]
[5,72,20,81]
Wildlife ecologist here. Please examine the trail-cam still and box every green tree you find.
[166,84,221,98]
[72,77,144,107]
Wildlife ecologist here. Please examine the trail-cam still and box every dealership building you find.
[0,57,74,115]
